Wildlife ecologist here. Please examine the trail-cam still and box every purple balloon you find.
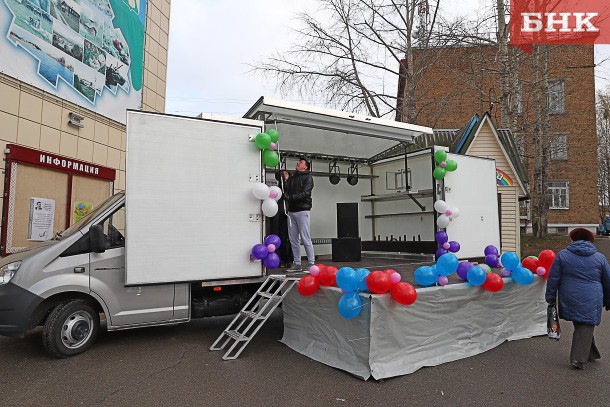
[262,252,280,269]
[500,267,511,277]
[264,234,282,248]
[448,241,460,253]
[435,247,448,259]
[435,231,448,244]
[485,254,499,268]
[484,245,499,256]
[251,244,269,260]
[456,261,474,281]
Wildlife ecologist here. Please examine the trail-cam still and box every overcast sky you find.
[165,0,610,118]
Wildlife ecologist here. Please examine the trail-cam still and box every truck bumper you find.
[0,282,42,338]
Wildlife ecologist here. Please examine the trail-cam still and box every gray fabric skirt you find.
[571,322,601,363]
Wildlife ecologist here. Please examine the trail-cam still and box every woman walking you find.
[545,227,610,370]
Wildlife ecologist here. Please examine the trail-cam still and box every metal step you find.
[225,330,249,341]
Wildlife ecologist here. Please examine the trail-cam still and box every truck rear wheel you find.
[42,299,100,358]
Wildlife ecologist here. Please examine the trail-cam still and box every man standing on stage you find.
[284,158,315,272]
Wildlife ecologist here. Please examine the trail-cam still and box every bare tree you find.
[598,89,610,219]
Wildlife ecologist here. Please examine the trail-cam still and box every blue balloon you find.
[437,253,459,276]
[512,266,535,285]
[336,267,358,292]
[467,266,487,286]
[500,251,520,271]
[338,291,362,319]
[355,268,371,291]
[414,266,438,286]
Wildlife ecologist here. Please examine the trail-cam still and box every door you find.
[89,204,176,327]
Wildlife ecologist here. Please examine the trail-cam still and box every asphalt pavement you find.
[2,240,610,406]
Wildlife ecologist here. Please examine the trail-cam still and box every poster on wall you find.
[28,197,55,241]
[0,0,147,123]
[73,201,92,222]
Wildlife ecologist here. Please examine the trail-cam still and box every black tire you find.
[42,299,100,358]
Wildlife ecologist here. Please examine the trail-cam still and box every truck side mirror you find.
[90,225,106,253]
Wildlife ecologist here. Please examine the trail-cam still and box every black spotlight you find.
[329,161,341,185]
[347,163,359,186]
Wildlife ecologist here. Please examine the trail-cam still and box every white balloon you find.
[450,207,460,219]
[252,183,270,200]
[269,186,282,201]
[434,200,447,213]
[437,214,451,228]
[262,199,279,217]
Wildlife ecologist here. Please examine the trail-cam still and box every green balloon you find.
[255,133,272,150]
[445,160,458,172]
[266,128,280,143]
[433,166,446,180]
[263,150,279,167]
[434,150,447,164]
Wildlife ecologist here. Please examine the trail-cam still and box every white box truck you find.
[0,98,499,357]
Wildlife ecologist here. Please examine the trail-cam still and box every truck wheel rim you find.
[61,311,94,349]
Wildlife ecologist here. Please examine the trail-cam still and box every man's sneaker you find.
[286,264,302,273]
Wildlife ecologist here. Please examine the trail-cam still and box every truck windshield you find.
[56,193,124,240]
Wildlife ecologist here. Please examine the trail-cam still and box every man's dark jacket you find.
[284,170,313,212]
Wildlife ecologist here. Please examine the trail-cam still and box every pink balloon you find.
[438,276,449,286]
[442,242,450,250]
[440,161,447,168]
[267,244,276,253]
[269,190,278,199]
[500,268,511,277]
[536,266,546,276]
[445,209,452,217]
[269,142,277,151]
[309,265,320,276]
[390,272,401,284]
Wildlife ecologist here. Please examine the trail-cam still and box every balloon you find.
[435,247,448,259]
[448,241,460,253]
[538,250,556,270]
[252,183,270,200]
[355,268,371,291]
[390,272,401,284]
[438,276,449,286]
[266,128,280,142]
[366,271,393,293]
[319,266,338,286]
[437,214,451,228]
[434,149,447,163]
[433,166,446,180]
[267,244,276,253]
[435,231,448,244]
[434,200,448,213]
[309,265,320,276]
[269,186,282,201]
[482,264,492,273]
[268,142,277,151]
[251,244,268,260]
[536,266,546,276]
[414,266,438,286]
[262,198,279,217]
[500,268,511,277]
[483,273,504,292]
[437,253,459,276]
[255,132,272,150]
[442,242,451,250]
[262,252,280,269]
[336,267,359,292]
[382,269,396,277]
[263,150,279,167]
[467,266,487,286]
[338,292,362,319]
[522,257,540,273]
[512,266,535,285]
[457,261,473,280]
[500,252,520,271]
[391,282,417,305]
[484,245,499,256]
[485,254,499,268]
[449,207,460,218]
[264,234,281,248]
[445,160,458,172]
[297,275,319,296]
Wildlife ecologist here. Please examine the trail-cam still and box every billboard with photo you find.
[0,0,146,123]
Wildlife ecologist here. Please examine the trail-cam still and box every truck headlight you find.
[0,261,22,285]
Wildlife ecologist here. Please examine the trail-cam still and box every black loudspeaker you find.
[332,238,362,262]
[337,203,359,238]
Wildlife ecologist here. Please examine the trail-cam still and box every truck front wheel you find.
[42,299,100,358]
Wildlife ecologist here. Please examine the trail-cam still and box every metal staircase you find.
[209,274,299,360]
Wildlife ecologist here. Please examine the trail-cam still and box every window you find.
[548,80,565,114]
[550,134,568,161]
[386,169,412,191]
[548,181,569,209]
[98,205,125,249]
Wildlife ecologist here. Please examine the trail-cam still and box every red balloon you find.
[538,250,556,270]
[319,266,338,286]
[391,282,417,305]
[366,270,393,294]
[383,268,397,277]
[482,273,504,292]
[297,275,320,296]
[521,256,539,273]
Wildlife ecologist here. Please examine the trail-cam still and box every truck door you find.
[90,205,176,327]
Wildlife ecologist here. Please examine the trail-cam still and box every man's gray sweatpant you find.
[287,211,315,266]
